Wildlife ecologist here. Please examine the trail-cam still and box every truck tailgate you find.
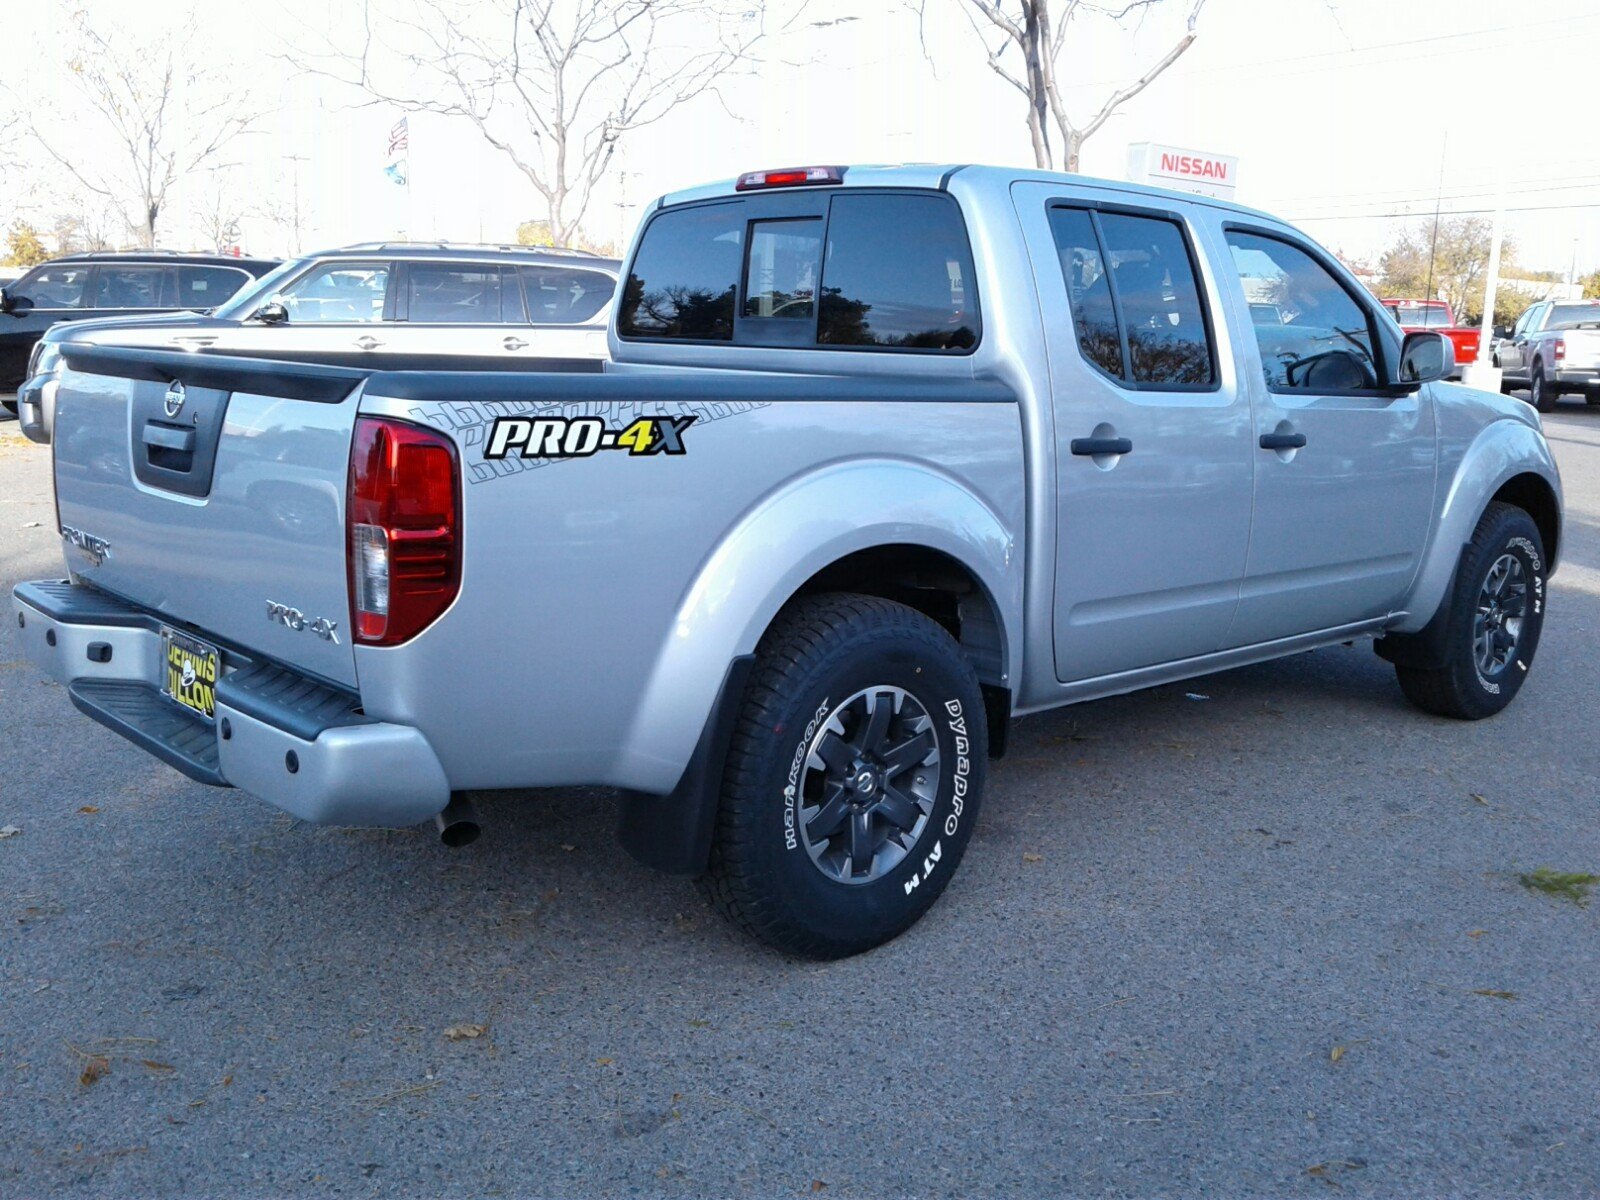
[1560,329,1600,368]
[52,346,369,688]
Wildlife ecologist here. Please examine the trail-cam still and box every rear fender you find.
[1390,418,1561,637]
[616,459,1019,794]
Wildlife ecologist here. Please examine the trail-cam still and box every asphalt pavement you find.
[1,401,1598,1199]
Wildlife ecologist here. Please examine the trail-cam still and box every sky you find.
[4,0,1599,279]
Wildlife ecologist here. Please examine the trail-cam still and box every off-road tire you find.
[1529,364,1558,413]
[701,593,987,959]
[1395,502,1547,720]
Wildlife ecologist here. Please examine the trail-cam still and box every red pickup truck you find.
[1381,299,1478,379]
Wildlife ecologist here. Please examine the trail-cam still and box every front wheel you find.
[1395,502,1547,719]
[702,593,987,959]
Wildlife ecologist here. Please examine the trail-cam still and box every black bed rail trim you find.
[59,344,370,404]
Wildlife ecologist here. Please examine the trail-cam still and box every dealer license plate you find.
[161,628,220,721]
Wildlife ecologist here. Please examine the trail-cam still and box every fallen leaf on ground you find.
[1469,794,1489,806]
[1467,929,1488,938]
[140,1060,175,1072]
[1022,853,1043,864]
[596,1057,614,1066]
[0,825,20,839]
[1329,1045,1345,1063]
[443,1024,486,1041]
[811,1183,828,1193]
[78,806,99,814]
[560,844,576,853]
[79,1057,110,1087]
[1471,989,1517,1001]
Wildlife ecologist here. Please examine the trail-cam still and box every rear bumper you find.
[1554,366,1600,389]
[12,580,450,826]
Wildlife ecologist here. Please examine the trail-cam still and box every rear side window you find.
[91,265,173,310]
[406,265,503,324]
[520,266,614,325]
[618,203,742,340]
[176,265,248,309]
[1048,205,1216,387]
[817,194,978,351]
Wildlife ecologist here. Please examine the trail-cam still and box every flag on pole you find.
[384,117,409,187]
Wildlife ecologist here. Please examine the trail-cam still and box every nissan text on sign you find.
[1126,143,1239,200]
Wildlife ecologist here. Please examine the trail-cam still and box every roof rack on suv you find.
[335,241,605,258]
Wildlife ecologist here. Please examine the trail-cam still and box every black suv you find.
[0,251,279,405]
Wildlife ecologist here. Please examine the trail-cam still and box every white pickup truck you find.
[14,164,1562,958]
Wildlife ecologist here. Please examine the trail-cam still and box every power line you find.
[1290,201,1600,223]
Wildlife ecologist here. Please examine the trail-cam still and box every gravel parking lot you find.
[2,402,1598,1199]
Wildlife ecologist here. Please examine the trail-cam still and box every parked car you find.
[13,164,1562,959]
[14,243,620,443]
[1380,299,1479,379]
[1492,298,1600,411]
[0,252,279,410]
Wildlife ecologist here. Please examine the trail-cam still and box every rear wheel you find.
[1395,502,1547,719]
[702,593,987,959]
[1528,364,1558,413]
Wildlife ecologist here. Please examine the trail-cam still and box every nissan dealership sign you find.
[1126,143,1239,200]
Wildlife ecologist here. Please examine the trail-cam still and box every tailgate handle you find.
[142,424,196,454]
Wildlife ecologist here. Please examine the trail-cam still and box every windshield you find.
[1545,302,1600,331]
[212,258,307,319]
[1385,302,1454,328]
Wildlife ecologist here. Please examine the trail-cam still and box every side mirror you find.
[0,287,13,315]
[252,298,288,325]
[1493,324,1511,340]
[1398,330,1454,387]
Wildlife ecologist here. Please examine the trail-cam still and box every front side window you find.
[1225,231,1379,392]
[817,194,978,351]
[520,266,614,325]
[618,203,742,340]
[14,264,91,308]
[743,219,821,320]
[1048,205,1216,387]
[176,265,249,309]
[406,265,503,324]
[279,263,390,323]
[91,265,172,310]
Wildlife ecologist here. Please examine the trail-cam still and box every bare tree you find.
[920,0,1206,172]
[191,170,250,255]
[292,0,792,247]
[22,8,258,249]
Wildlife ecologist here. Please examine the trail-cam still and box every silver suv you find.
[17,243,619,443]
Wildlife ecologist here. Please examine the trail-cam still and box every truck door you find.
[1498,302,1543,381]
[1217,226,1436,644]
[1013,183,1255,683]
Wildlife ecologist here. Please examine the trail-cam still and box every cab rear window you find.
[618,190,980,353]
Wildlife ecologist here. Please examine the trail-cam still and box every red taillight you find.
[734,165,846,191]
[347,417,461,646]
[1554,336,1566,361]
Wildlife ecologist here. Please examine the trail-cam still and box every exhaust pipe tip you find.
[434,795,481,848]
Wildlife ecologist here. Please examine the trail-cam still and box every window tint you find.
[520,267,613,325]
[1048,206,1122,377]
[1097,212,1214,385]
[1545,302,1600,330]
[1225,231,1379,392]
[406,265,502,323]
[91,265,172,309]
[176,265,248,309]
[15,264,90,308]
[280,263,389,323]
[1048,206,1215,386]
[817,194,978,351]
[618,203,742,340]
[743,219,821,319]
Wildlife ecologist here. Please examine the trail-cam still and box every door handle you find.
[1259,431,1307,451]
[355,335,384,350]
[143,424,196,453]
[1070,436,1133,456]
[502,336,528,351]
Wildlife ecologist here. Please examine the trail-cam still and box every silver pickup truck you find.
[1493,298,1600,411]
[13,164,1563,958]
